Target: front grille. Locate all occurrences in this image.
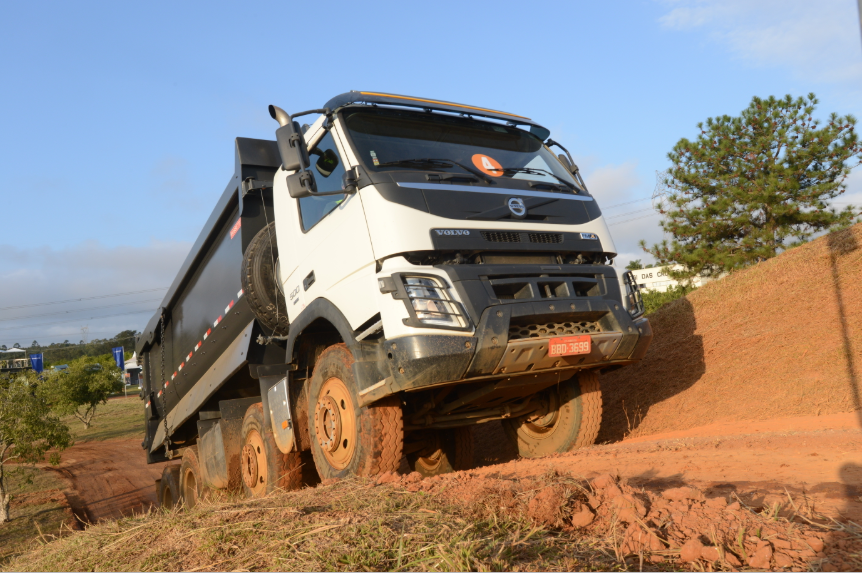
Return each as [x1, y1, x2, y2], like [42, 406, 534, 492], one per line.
[528, 232, 563, 244]
[508, 321, 602, 340]
[482, 231, 521, 243]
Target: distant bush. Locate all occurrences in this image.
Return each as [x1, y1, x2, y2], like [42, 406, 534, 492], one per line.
[642, 284, 696, 315]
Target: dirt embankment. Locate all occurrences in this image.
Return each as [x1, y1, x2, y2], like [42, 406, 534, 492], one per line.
[599, 223, 862, 442]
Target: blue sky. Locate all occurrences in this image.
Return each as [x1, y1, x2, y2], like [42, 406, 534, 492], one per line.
[1, 0, 860, 348]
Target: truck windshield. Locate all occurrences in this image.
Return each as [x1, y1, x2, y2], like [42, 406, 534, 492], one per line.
[341, 107, 581, 191]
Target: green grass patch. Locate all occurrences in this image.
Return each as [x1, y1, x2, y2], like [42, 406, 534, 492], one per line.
[0, 469, 73, 566]
[61, 396, 143, 443]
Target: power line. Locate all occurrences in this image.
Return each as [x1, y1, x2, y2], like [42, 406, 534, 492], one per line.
[602, 197, 652, 210]
[0, 287, 167, 312]
[34, 335, 139, 355]
[608, 212, 662, 226]
[2, 329, 138, 343]
[0, 298, 162, 323]
[0, 309, 156, 333]
[606, 207, 656, 220]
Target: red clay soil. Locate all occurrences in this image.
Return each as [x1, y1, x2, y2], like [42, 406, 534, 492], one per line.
[378, 461, 860, 571]
[473, 412, 862, 521]
[46, 438, 169, 524]
[598, 224, 862, 442]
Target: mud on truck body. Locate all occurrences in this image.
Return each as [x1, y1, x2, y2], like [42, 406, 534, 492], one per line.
[137, 91, 652, 506]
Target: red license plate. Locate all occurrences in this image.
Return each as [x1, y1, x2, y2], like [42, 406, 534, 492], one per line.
[548, 335, 592, 357]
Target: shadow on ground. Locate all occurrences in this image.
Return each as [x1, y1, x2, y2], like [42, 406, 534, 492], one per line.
[597, 297, 705, 443]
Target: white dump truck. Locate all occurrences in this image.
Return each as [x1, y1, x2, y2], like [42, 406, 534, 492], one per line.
[136, 91, 651, 506]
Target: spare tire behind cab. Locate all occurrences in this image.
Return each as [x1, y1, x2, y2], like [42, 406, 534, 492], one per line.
[241, 221, 290, 335]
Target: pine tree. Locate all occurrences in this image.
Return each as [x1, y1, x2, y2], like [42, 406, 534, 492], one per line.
[642, 93, 861, 279]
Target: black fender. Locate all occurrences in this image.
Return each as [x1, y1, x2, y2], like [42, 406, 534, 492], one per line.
[259, 298, 386, 428]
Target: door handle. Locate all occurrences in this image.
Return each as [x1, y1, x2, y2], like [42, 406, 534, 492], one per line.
[303, 270, 316, 291]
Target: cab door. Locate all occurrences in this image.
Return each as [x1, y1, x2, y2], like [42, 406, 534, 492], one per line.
[275, 125, 378, 329]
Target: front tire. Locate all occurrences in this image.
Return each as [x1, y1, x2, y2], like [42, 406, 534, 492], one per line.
[240, 403, 303, 498]
[307, 344, 403, 480]
[502, 370, 602, 458]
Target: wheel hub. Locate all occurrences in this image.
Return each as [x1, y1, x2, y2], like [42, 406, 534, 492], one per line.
[240, 429, 267, 495]
[313, 377, 357, 470]
[522, 391, 561, 439]
[241, 443, 259, 489]
[315, 395, 342, 453]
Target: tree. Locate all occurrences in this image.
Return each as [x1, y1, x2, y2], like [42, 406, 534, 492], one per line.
[42, 355, 123, 430]
[626, 259, 645, 270]
[12, 343, 20, 349]
[31, 341, 39, 348]
[0, 375, 72, 522]
[643, 93, 861, 279]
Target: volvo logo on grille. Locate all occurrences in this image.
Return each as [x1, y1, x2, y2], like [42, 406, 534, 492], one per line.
[434, 229, 471, 236]
[508, 197, 527, 218]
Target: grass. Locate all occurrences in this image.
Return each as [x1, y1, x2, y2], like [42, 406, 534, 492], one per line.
[61, 395, 144, 443]
[0, 468, 74, 566]
[2, 478, 631, 572]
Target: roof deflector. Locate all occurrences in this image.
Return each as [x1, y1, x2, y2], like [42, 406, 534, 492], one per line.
[324, 91, 551, 141]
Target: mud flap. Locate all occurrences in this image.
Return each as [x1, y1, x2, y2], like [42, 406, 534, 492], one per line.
[267, 377, 295, 454]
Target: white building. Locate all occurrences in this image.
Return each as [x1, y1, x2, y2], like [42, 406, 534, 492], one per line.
[631, 265, 716, 293]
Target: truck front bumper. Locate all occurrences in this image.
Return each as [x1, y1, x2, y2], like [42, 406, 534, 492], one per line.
[359, 294, 652, 405]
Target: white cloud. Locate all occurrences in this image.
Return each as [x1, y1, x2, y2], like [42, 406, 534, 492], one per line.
[583, 160, 642, 205]
[0, 240, 191, 346]
[657, 0, 862, 90]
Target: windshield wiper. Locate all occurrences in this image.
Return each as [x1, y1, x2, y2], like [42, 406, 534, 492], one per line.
[375, 158, 493, 184]
[493, 167, 579, 193]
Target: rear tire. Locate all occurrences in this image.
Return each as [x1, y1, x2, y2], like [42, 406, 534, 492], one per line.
[240, 403, 303, 498]
[502, 370, 602, 458]
[179, 446, 207, 509]
[158, 465, 182, 509]
[406, 427, 474, 477]
[307, 344, 403, 480]
[242, 222, 290, 335]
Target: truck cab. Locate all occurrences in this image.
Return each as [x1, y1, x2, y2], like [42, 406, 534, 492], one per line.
[270, 92, 651, 478]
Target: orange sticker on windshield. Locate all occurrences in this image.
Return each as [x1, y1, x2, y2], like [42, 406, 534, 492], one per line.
[471, 154, 503, 177]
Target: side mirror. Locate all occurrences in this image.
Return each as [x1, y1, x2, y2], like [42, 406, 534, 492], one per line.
[275, 120, 310, 172]
[286, 170, 317, 198]
[558, 153, 576, 173]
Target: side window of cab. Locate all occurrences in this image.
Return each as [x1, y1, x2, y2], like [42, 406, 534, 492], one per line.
[299, 131, 346, 231]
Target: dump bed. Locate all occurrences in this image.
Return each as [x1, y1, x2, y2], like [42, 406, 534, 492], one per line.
[136, 138, 284, 463]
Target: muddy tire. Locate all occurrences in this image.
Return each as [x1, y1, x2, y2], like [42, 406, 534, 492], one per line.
[179, 446, 208, 509]
[240, 403, 303, 498]
[502, 370, 602, 458]
[307, 344, 403, 480]
[241, 221, 289, 335]
[406, 427, 474, 477]
[158, 465, 182, 509]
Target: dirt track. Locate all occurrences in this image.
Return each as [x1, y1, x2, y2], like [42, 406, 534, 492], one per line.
[48, 438, 168, 523]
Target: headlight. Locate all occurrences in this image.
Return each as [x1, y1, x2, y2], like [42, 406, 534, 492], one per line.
[403, 276, 466, 328]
